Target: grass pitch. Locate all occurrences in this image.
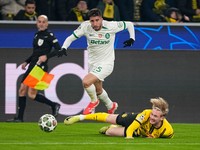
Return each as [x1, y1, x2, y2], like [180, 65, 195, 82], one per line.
[0, 122, 199, 150]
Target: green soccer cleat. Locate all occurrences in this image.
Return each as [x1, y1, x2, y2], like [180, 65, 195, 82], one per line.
[64, 115, 80, 125]
[99, 124, 120, 134]
[99, 126, 110, 134]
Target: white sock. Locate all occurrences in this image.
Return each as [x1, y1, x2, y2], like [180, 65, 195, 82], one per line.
[98, 89, 113, 109]
[79, 114, 85, 121]
[85, 84, 98, 102]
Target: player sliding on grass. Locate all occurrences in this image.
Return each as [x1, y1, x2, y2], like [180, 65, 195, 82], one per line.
[64, 97, 174, 139]
[57, 8, 135, 115]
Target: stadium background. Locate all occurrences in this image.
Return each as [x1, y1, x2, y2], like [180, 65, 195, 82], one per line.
[0, 22, 200, 123]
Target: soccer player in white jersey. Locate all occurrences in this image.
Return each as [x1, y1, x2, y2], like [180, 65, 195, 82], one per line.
[58, 8, 135, 115]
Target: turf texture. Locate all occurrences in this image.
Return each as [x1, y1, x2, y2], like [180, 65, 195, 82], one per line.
[0, 122, 199, 150]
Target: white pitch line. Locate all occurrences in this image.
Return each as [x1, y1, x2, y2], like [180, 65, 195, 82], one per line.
[0, 142, 200, 145]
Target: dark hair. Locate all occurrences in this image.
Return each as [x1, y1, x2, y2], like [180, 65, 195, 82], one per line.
[25, 0, 36, 5]
[88, 8, 102, 18]
[165, 7, 181, 18]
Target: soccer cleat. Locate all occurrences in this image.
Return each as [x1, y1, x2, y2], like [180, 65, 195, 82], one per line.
[99, 126, 110, 134]
[99, 125, 119, 134]
[83, 100, 100, 115]
[6, 117, 23, 123]
[108, 102, 118, 114]
[52, 103, 61, 117]
[64, 116, 80, 125]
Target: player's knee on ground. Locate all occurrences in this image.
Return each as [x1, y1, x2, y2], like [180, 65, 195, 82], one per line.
[105, 125, 125, 137]
[105, 127, 116, 136]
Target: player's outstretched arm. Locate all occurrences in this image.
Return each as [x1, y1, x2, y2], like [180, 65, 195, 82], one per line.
[58, 34, 77, 57]
[123, 21, 135, 47]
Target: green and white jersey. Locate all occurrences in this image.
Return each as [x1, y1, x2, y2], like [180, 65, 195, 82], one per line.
[73, 20, 129, 65]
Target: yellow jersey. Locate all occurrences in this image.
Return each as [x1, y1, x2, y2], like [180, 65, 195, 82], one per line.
[126, 109, 174, 138]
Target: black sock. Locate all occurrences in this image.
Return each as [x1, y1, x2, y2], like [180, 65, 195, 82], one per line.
[34, 93, 55, 107]
[17, 96, 26, 120]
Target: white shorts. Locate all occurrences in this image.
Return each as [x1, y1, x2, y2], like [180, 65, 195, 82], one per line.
[89, 63, 114, 81]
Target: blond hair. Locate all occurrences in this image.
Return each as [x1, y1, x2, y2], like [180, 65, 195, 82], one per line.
[150, 97, 169, 116]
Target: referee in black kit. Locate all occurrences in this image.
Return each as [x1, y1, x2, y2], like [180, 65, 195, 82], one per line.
[7, 15, 63, 122]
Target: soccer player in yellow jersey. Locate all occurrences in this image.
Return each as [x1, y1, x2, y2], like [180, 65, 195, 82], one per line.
[64, 97, 174, 139]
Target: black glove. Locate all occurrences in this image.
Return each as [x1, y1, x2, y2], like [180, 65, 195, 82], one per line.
[123, 38, 134, 47]
[57, 48, 67, 57]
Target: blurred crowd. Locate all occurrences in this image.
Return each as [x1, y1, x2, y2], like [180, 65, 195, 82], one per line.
[0, 0, 200, 23]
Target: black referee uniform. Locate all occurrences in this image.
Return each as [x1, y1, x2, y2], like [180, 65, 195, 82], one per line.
[22, 29, 60, 82]
[7, 29, 61, 122]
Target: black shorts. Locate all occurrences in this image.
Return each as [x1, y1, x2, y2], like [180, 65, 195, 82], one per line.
[116, 112, 138, 137]
[21, 61, 48, 83]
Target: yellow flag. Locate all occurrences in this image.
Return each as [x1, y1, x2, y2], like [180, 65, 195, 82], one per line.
[23, 65, 54, 90]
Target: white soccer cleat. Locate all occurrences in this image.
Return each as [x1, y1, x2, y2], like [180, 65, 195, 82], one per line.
[64, 116, 80, 125]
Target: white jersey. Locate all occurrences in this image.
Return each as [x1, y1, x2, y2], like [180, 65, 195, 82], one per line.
[73, 20, 131, 65]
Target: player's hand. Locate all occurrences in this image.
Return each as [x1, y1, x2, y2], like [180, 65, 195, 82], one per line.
[146, 133, 153, 138]
[38, 55, 47, 64]
[57, 48, 67, 57]
[123, 38, 134, 47]
[21, 62, 27, 70]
